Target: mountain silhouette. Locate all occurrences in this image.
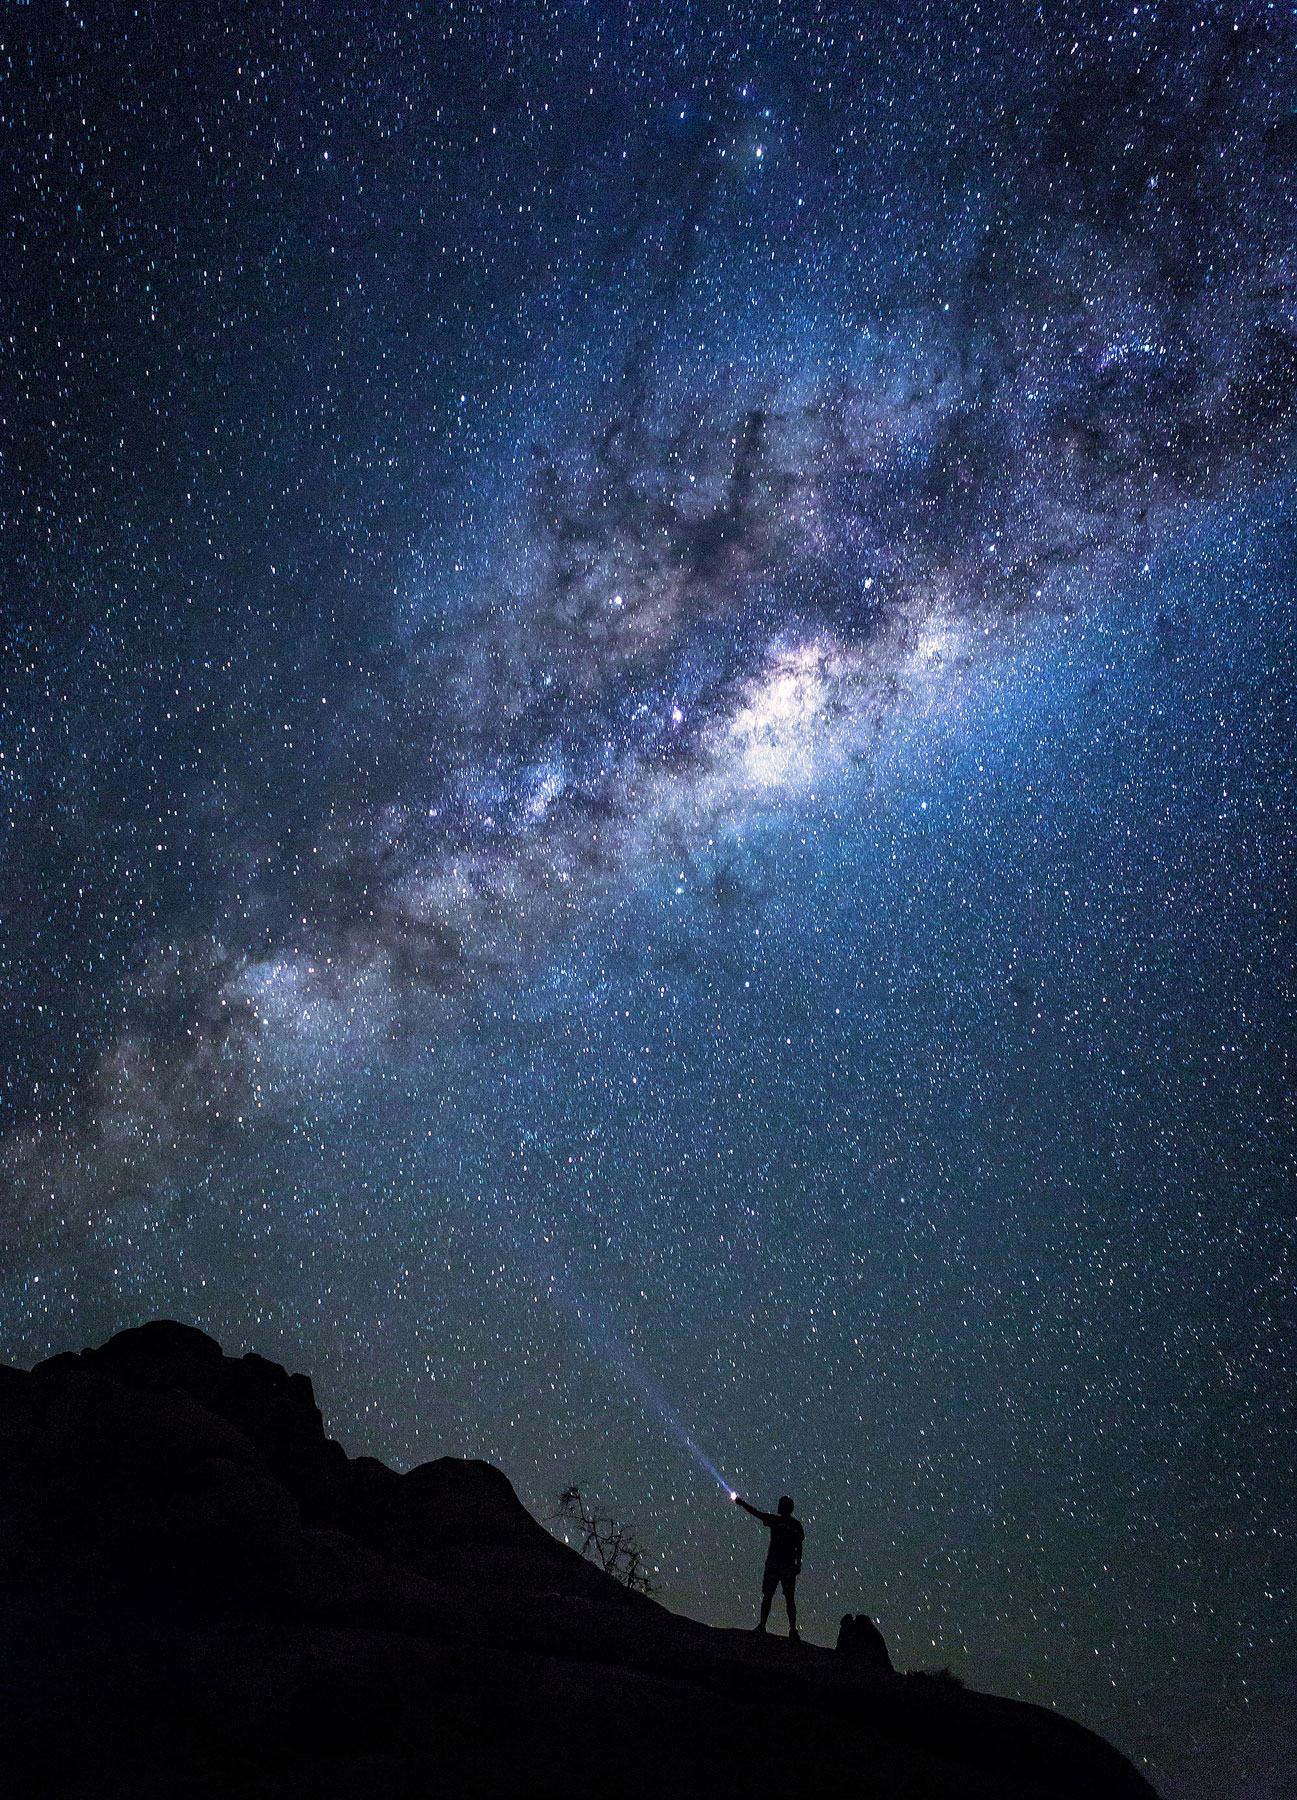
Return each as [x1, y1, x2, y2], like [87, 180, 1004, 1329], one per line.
[0, 1321, 1159, 1798]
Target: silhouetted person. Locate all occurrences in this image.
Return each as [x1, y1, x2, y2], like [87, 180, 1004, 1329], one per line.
[734, 1493, 803, 1639]
[836, 1612, 893, 1672]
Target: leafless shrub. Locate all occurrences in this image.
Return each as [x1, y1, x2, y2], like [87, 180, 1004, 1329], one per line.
[554, 1485, 658, 1595]
[905, 1666, 966, 1688]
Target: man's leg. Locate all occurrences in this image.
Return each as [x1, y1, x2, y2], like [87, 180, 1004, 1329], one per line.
[757, 1567, 777, 1630]
[783, 1572, 799, 1640]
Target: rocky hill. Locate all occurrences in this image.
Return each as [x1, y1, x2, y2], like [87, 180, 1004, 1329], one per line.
[0, 1321, 1158, 1799]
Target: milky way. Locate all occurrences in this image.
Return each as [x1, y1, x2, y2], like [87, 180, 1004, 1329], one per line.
[3, 7, 1295, 1797]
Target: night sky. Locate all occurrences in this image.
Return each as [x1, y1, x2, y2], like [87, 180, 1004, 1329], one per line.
[3, 4, 1295, 1796]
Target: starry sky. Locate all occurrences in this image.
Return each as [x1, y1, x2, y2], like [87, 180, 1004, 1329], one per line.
[2, 3, 1295, 1795]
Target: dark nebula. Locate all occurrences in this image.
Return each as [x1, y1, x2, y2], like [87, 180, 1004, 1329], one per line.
[2, 7, 1294, 1798]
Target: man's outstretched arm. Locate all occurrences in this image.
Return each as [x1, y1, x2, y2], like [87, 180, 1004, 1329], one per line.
[734, 1497, 777, 1525]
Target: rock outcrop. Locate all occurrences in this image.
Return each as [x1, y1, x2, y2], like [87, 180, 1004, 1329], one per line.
[0, 1322, 1159, 1799]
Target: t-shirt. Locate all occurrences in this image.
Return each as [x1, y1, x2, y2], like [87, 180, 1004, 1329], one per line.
[756, 1510, 804, 1571]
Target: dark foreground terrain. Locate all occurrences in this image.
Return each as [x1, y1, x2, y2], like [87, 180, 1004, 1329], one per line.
[0, 1322, 1158, 1799]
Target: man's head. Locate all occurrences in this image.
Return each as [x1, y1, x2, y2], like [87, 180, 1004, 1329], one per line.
[778, 1495, 795, 1516]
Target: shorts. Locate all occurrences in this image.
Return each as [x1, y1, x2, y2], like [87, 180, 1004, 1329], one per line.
[762, 1564, 798, 1602]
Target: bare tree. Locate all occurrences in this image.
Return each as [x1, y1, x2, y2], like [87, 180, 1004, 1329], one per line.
[554, 1486, 658, 1595]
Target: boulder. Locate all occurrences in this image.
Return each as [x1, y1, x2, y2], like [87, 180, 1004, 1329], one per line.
[361, 1456, 641, 1602]
[34, 1320, 350, 1524]
[837, 1611, 895, 1672]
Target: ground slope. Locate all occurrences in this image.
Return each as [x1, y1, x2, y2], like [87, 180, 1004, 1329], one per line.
[0, 1322, 1159, 1799]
